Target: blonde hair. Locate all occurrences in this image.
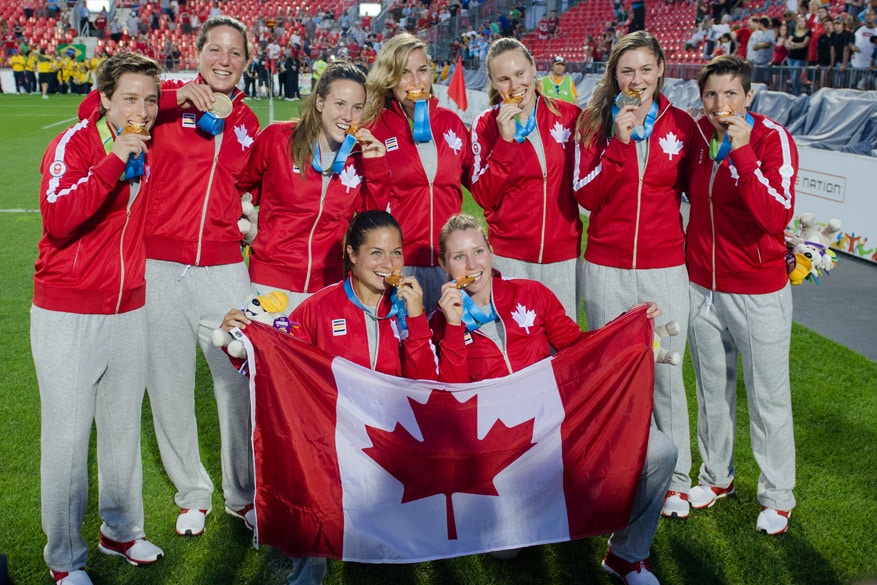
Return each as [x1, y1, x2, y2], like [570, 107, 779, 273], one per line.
[484, 37, 559, 116]
[438, 214, 490, 264]
[290, 60, 366, 179]
[362, 33, 430, 124]
[576, 31, 666, 147]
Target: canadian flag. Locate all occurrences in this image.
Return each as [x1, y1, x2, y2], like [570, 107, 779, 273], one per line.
[240, 309, 654, 563]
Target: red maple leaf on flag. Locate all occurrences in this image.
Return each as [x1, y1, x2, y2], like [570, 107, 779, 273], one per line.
[362, 390, 536, 540]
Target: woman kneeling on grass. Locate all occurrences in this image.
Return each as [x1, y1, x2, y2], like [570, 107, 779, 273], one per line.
[222, 210, 438, 585]
[429, 214, 676, 585]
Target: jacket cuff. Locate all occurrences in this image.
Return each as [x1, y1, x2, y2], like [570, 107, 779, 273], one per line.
[93, 152, 127, 185]
[729, 143, 759, 174]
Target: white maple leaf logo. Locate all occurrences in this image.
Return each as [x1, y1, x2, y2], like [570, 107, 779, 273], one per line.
[339, 164, 362, 193]
[550, 122, 571, 148]
[234, 124, 254, 150]
[444, 129, 463, 155]
[659, 132, 683, 160]
[510, 303, 536, 334]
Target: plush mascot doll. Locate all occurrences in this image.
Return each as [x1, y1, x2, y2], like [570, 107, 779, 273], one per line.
[785, 213, 842, 285]
[212, 290, 290, 358]
[654, 321, 682, 365]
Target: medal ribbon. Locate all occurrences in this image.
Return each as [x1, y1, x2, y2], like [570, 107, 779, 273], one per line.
[197, 88, 237, 136]
[611, 99, 658, 141]
[98, 119, 143, 181]
[312, 134, 356, 175]
[413, 99, 432, 143]
[343, 276, 408, 332]
[514, 105, 537, 143]
[460, 291, 498, 332]
[709, 112, 755, 161]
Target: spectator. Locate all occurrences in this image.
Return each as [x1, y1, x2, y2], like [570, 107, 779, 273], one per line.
[547, 9, 560, 36]
[735, 17, 756, 57]
[829, 16, 851, 86]
[785, 12, 811, 94]
[629, 0, 646, 32]
[848, 7, 877, 89]
[540, 55, 578, 104]
[686, 55, 798, 537]
[94, 8, 108, 38]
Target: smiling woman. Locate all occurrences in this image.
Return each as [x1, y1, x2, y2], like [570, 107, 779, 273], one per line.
[141, 14, 265, 541]
[572, 31, 699, 523]
[469, 37, 583, 321]
[235, 60, 391, 313]
[220, 209, 438, 585]
[31, 52, 164, 585]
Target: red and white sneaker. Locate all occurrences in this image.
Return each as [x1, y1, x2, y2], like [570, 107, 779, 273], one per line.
[661, 491, 690, 519]
[225, 504, 256, 531]
[50, 569, 93, 585]
[602, 549, 660, 585]
[176, 508, 209, 536]
[689, 482, 735, 509]
[756, 507, 791, 535]
[97, 534, 164, 566]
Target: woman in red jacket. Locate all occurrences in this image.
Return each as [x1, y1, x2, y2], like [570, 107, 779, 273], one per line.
[430, 214, 674, 585]
[362, 32, 473, 313]
[469, 38, 583, 321]
[238, 60, 390, 312]
[33, 52, 164, 585]
[223, 210, 437, 585]
[573, 31, 698, 521]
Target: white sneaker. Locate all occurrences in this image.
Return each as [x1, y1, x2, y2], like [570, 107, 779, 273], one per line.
[98, 535, 164, 566]
[225, 504, 256, 530]
[602, 550, 660, 585]
[756, 507, 791, 535]
[689, 482, 735, 509]
[661, 491, 690, 519]
[176, 508, 209, 536]
[50, 569, 93, 585]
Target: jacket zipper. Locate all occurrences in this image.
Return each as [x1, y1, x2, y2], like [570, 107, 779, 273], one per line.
[116, 203, 134, 313]
[538, 171, 547, 263]
[195, 132, 224, 265]
[304, 186, 328, 291]
[429, 182, 435, 265]
[708, 162, 721, 291]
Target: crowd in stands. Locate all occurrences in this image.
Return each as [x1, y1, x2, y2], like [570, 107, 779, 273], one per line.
[681, 0, 877, 92]
[2, 0, 875, 96]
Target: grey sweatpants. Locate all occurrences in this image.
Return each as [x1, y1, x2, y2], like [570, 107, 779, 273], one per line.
[32, 306, 148, 572]
[583, 262, 692, 494]
[608, 426, 676, 561]
[493, 255, 581, 322]
[688, 283, 796, 511]
[145, 260, 254, 511]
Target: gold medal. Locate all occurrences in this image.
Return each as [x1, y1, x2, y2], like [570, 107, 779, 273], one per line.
[615, 89, 642, 108]
[211, 93, 233, 119]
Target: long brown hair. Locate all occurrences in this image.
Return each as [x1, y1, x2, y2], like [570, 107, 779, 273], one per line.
[485, 37, 559, 116]
[289, 60, 366, 179]
[576, 31, 666, 147]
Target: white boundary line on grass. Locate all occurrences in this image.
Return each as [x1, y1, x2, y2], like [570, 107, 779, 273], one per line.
[42, 117, 77, 130]
[0, 209, 40, 213]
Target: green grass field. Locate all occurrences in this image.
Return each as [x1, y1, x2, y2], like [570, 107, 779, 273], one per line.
[1, 93, 875, 585]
